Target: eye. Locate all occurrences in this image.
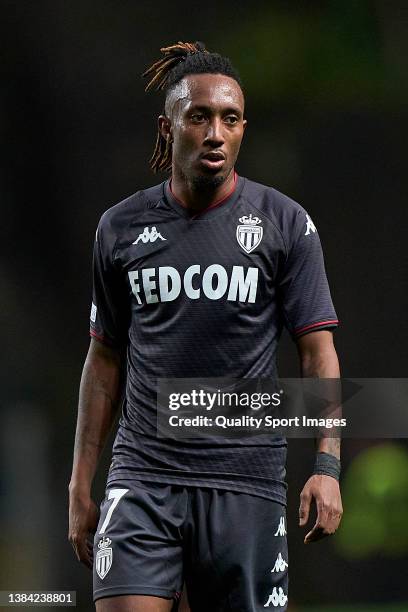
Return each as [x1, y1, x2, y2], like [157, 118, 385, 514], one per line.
[190, 113, 206, 123]
[224, 115, 239, 125]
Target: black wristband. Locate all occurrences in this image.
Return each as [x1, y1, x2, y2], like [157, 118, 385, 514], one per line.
[313, 452, 341, 481]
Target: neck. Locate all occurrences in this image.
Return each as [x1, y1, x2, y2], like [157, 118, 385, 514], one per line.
[170, 168, 236, 211]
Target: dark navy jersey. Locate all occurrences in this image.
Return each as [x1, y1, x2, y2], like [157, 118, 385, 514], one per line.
[89, 175, 338, 503]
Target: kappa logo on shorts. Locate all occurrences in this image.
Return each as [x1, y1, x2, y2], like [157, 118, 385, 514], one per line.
[96, 536, 113, 580]
[264, 587, 288, 608]
[271, 552, 288, 573]
[274, 516, 286, 537]
[236, 214, 263, 253]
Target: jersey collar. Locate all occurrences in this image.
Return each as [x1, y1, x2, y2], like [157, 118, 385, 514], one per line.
[164, 172, 244, 220]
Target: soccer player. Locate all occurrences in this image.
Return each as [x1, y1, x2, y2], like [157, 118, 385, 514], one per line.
[68, 41, 343, 611]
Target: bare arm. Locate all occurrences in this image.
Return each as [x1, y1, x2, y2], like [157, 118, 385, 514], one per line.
[68, 337, 125, 567]
[296, 330, 343, 543]
[297, 329, 341, 458]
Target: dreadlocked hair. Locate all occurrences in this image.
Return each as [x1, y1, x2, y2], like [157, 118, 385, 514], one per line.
[143, 41, 243, 172]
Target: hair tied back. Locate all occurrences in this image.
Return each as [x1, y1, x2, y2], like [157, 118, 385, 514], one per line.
[143, 41, 208, 92]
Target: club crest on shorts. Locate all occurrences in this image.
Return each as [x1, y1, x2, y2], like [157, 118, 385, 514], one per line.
[96, 536, 112, 580]
[236, 214, 263, 253]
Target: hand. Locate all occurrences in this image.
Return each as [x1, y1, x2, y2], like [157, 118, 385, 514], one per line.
[68, 491, 100, 569]
[299, 474, 343, 544]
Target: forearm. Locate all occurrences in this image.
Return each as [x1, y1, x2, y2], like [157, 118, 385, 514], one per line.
[69, 339, 124, 494]
[299, 332, 341, 459]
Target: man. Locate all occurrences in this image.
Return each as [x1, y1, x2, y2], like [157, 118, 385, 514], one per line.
[69, 41, 343, 611]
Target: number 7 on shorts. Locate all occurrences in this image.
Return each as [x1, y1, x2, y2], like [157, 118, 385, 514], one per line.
[99, 488, 129, 535]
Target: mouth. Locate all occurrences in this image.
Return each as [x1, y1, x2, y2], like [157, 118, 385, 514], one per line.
[199, 151, 226, 171]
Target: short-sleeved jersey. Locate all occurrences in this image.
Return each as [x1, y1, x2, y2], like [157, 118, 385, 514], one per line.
[90, 175, 338, 504]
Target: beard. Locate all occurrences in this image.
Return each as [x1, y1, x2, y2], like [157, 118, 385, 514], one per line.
[190, 173, 226, 191]
[180, 161, 234, 193]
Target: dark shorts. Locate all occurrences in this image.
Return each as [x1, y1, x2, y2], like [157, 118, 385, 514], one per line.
[93, 480, 289, 611]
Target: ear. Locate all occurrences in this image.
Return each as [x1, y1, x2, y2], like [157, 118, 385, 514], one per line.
[158, 115, 172, 142]
[242, 118, 248, 132]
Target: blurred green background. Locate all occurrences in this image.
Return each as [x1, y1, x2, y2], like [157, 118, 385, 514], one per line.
[2, 0, 408, 610]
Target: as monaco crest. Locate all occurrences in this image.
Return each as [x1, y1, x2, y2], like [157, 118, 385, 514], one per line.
[96, 537, 112, 580]
[236, 214, 263, 253]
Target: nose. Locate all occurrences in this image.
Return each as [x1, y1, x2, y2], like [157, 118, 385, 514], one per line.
[204, 117, 224, 147]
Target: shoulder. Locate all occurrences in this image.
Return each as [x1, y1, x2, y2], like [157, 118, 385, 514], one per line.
[241, 177, 307, 221]
[240, 177, 310, 246]
[96, 182, 165, 246]
[98, 183, 164, 231]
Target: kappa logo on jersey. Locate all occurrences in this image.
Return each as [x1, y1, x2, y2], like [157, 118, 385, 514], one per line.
[90, 302, 97, 323]
[236, 214, 263, 253]
[95, 537, 112, 580]
[274, 516, 286, 537]
[133, 226, 167, 244]
[264, 587, 288, 608]
[304, 213, 317, 236]
[128, 264, 259, 304]
[271, 552, 288, 573]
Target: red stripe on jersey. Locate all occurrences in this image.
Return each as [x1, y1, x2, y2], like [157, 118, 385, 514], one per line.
[294, 319, 339, 335]
[90, 329, 105, 342]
